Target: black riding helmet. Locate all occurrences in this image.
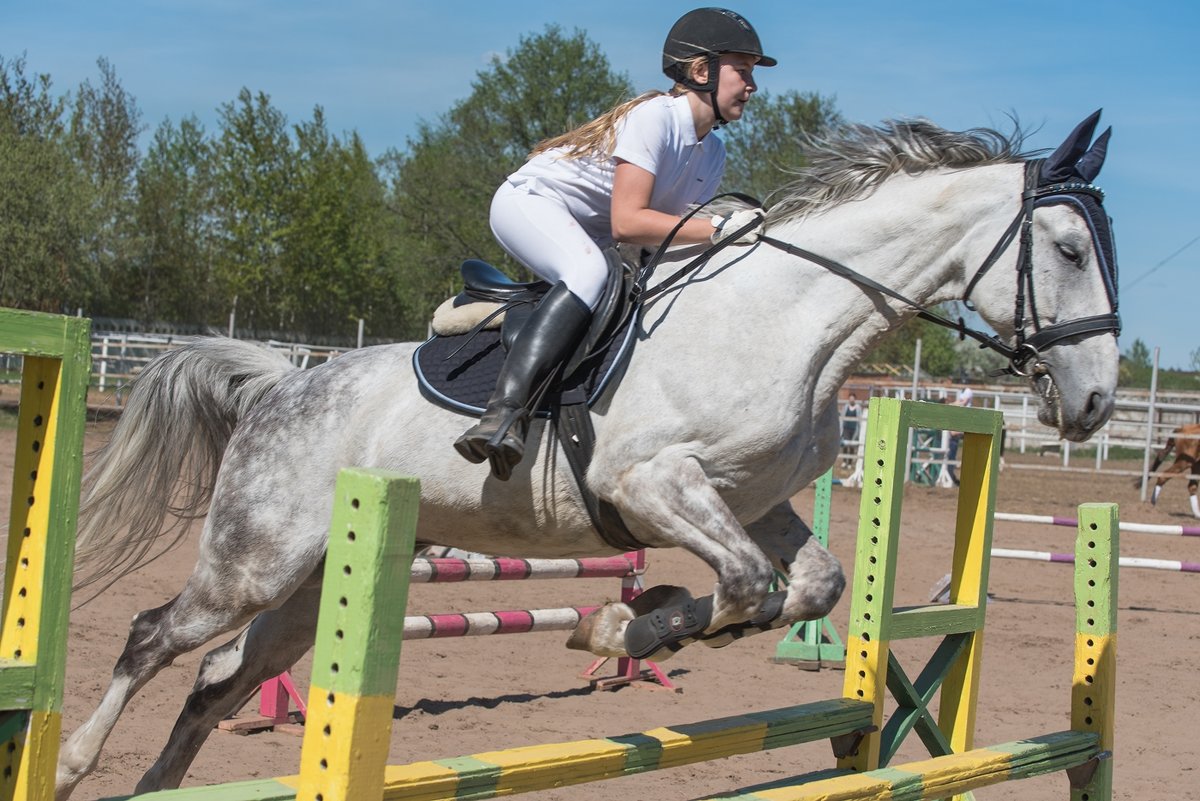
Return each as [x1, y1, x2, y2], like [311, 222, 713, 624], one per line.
[662, 8, 776, 126]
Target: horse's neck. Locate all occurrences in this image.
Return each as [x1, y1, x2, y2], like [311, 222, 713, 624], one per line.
[761, 165, 1019, 409]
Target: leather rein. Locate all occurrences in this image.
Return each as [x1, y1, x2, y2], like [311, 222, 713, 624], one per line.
[638, 161, 1120, 377]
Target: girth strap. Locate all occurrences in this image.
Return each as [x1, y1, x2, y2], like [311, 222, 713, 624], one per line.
[554, 400, 648, 552]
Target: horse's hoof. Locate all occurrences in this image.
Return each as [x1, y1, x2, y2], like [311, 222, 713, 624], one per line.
[567, 602, 634, 656]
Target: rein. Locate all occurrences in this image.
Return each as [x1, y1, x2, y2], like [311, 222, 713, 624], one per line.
[755, 234, 1023, 365]
[638, 162, 1120, 377]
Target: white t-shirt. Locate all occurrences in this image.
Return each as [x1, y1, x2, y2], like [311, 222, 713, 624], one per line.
[506, 94, 726, 244]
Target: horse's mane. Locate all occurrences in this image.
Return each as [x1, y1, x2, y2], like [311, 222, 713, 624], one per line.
[767, 118, 1033, 223]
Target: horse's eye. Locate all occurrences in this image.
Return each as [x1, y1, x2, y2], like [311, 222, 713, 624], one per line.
[1056, 243, 1081, 264]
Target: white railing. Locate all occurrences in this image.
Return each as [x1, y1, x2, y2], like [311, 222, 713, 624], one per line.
[835, 384, 1200, 491]
[85, 333, 349, 402]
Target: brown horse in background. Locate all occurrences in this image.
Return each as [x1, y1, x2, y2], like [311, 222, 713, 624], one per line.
[1138, 423, 1200, 518]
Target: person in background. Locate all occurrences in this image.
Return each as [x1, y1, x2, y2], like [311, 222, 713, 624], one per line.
[946, 388, 974, 485]
[841, 392, 861, 454]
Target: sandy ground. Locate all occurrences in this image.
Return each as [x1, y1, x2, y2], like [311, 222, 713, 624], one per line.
[2, 420, 1197, 801]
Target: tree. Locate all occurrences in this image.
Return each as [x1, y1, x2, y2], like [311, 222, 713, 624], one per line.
[282, 114, 404, 337]
[1124, 338, 1151, 369]
[860, 312, 963, 378]
[212, 89, 294, 334]
[387, 26, 634, 335]
[720, 90, 842, 202]
[0, 54, 92, 313]
[132, 115, 219, 323]
[69, 58, 144, 316]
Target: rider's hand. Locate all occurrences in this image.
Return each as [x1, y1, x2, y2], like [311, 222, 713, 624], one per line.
[710, 208, 766, 245]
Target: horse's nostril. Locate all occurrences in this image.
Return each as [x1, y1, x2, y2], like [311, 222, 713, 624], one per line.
[1085, 390, 1114, 428]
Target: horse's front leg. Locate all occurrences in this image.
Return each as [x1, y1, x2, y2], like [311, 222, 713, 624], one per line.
[568, 452, 775, 660]
[699, 501, 845, 650]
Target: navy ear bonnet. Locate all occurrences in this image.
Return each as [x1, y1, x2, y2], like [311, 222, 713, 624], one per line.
[1035, 110, 1118, 315]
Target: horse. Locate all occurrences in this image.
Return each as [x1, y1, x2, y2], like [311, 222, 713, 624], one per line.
[55, 111, 1120, 799]
[1136, 423, 1200, 517]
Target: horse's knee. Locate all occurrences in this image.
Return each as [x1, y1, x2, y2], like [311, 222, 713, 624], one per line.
[112, 603, 175, 677]
[713, 555, 776, 620]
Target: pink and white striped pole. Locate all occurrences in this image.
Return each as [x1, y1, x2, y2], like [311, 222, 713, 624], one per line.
[992, 547, 1200, 574]
[996, 512, 1200, 538]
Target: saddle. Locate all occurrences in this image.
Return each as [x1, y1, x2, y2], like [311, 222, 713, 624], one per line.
[413, 248, 644, 550]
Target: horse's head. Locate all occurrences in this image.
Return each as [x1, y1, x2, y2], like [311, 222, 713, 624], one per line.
[966, 111, 1120, 442]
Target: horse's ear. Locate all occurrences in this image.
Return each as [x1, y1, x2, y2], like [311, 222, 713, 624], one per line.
[1074, 126, 1111, 183]
[1040, 109, 1103, 184]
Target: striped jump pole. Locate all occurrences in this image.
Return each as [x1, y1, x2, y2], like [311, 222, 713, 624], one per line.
[409, 555, 636, 582]
[996, 511, 1200, 538]
[992, 548, 1199, 574]
[0, 309, 91, 801]
[402, 606, 598, 639]
[297, 469, 419, 801]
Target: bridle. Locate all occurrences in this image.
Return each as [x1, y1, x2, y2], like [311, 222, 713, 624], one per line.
[955, 159, 1120, 375]
[639, 159, 1120, 378]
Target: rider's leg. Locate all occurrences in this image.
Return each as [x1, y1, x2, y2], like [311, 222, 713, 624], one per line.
[455, 282, 591, 479]
[454, 182, 605, 480]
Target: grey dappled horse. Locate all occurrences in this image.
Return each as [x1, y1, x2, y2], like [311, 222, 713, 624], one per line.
[57, 112, 1120, 798]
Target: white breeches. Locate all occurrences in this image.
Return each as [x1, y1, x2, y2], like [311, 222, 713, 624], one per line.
[489, 182, 608, 308]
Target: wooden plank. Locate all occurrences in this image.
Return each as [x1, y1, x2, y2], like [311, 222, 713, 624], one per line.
[0, 309, 87, 358]
[697, 730, 1100, 800]
[0, 665, 36, 709]
[112, 700, 876, 801]
[840, 397, 907, 771]
[886, 605, 983, 641]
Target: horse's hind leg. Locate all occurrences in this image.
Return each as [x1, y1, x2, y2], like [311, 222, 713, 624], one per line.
[134, 578, 322, 793]
[55, 582, 268, 800]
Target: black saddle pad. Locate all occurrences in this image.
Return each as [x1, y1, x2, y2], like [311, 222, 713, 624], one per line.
[412, 318, 636, 418]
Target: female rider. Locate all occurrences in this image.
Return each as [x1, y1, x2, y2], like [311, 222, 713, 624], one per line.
[455, 7, 776, 480]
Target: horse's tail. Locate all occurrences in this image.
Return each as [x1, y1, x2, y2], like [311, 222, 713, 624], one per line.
[73, 338, 299, 596]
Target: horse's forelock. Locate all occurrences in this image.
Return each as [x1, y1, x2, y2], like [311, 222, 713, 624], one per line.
[767, 119, 1033, 224]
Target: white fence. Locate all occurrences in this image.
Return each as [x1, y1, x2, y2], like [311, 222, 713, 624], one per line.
[837, 382, 1200, 493]
[83, 333, 348, 401]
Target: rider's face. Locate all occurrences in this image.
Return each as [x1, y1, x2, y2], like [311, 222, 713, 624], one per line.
[714, 53, 758, 122]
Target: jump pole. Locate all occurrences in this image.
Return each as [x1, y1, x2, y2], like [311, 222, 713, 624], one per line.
[991, 548, 1199, 574]
[996, 511, 1200, 538]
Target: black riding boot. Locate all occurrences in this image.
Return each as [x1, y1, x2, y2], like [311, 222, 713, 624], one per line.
[454, 282, 592, 480]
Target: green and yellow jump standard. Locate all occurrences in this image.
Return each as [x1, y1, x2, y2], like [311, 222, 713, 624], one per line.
[0, 309, 91, 801]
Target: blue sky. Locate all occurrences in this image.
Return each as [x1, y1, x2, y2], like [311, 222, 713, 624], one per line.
[4, 1, 1197, 368]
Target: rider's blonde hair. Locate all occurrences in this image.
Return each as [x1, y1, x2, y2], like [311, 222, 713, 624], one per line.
[528, 56, 707, 160]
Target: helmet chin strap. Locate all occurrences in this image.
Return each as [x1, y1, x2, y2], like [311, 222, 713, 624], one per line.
[696, 54, 727, 129]
[708, 91, 727, 129]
